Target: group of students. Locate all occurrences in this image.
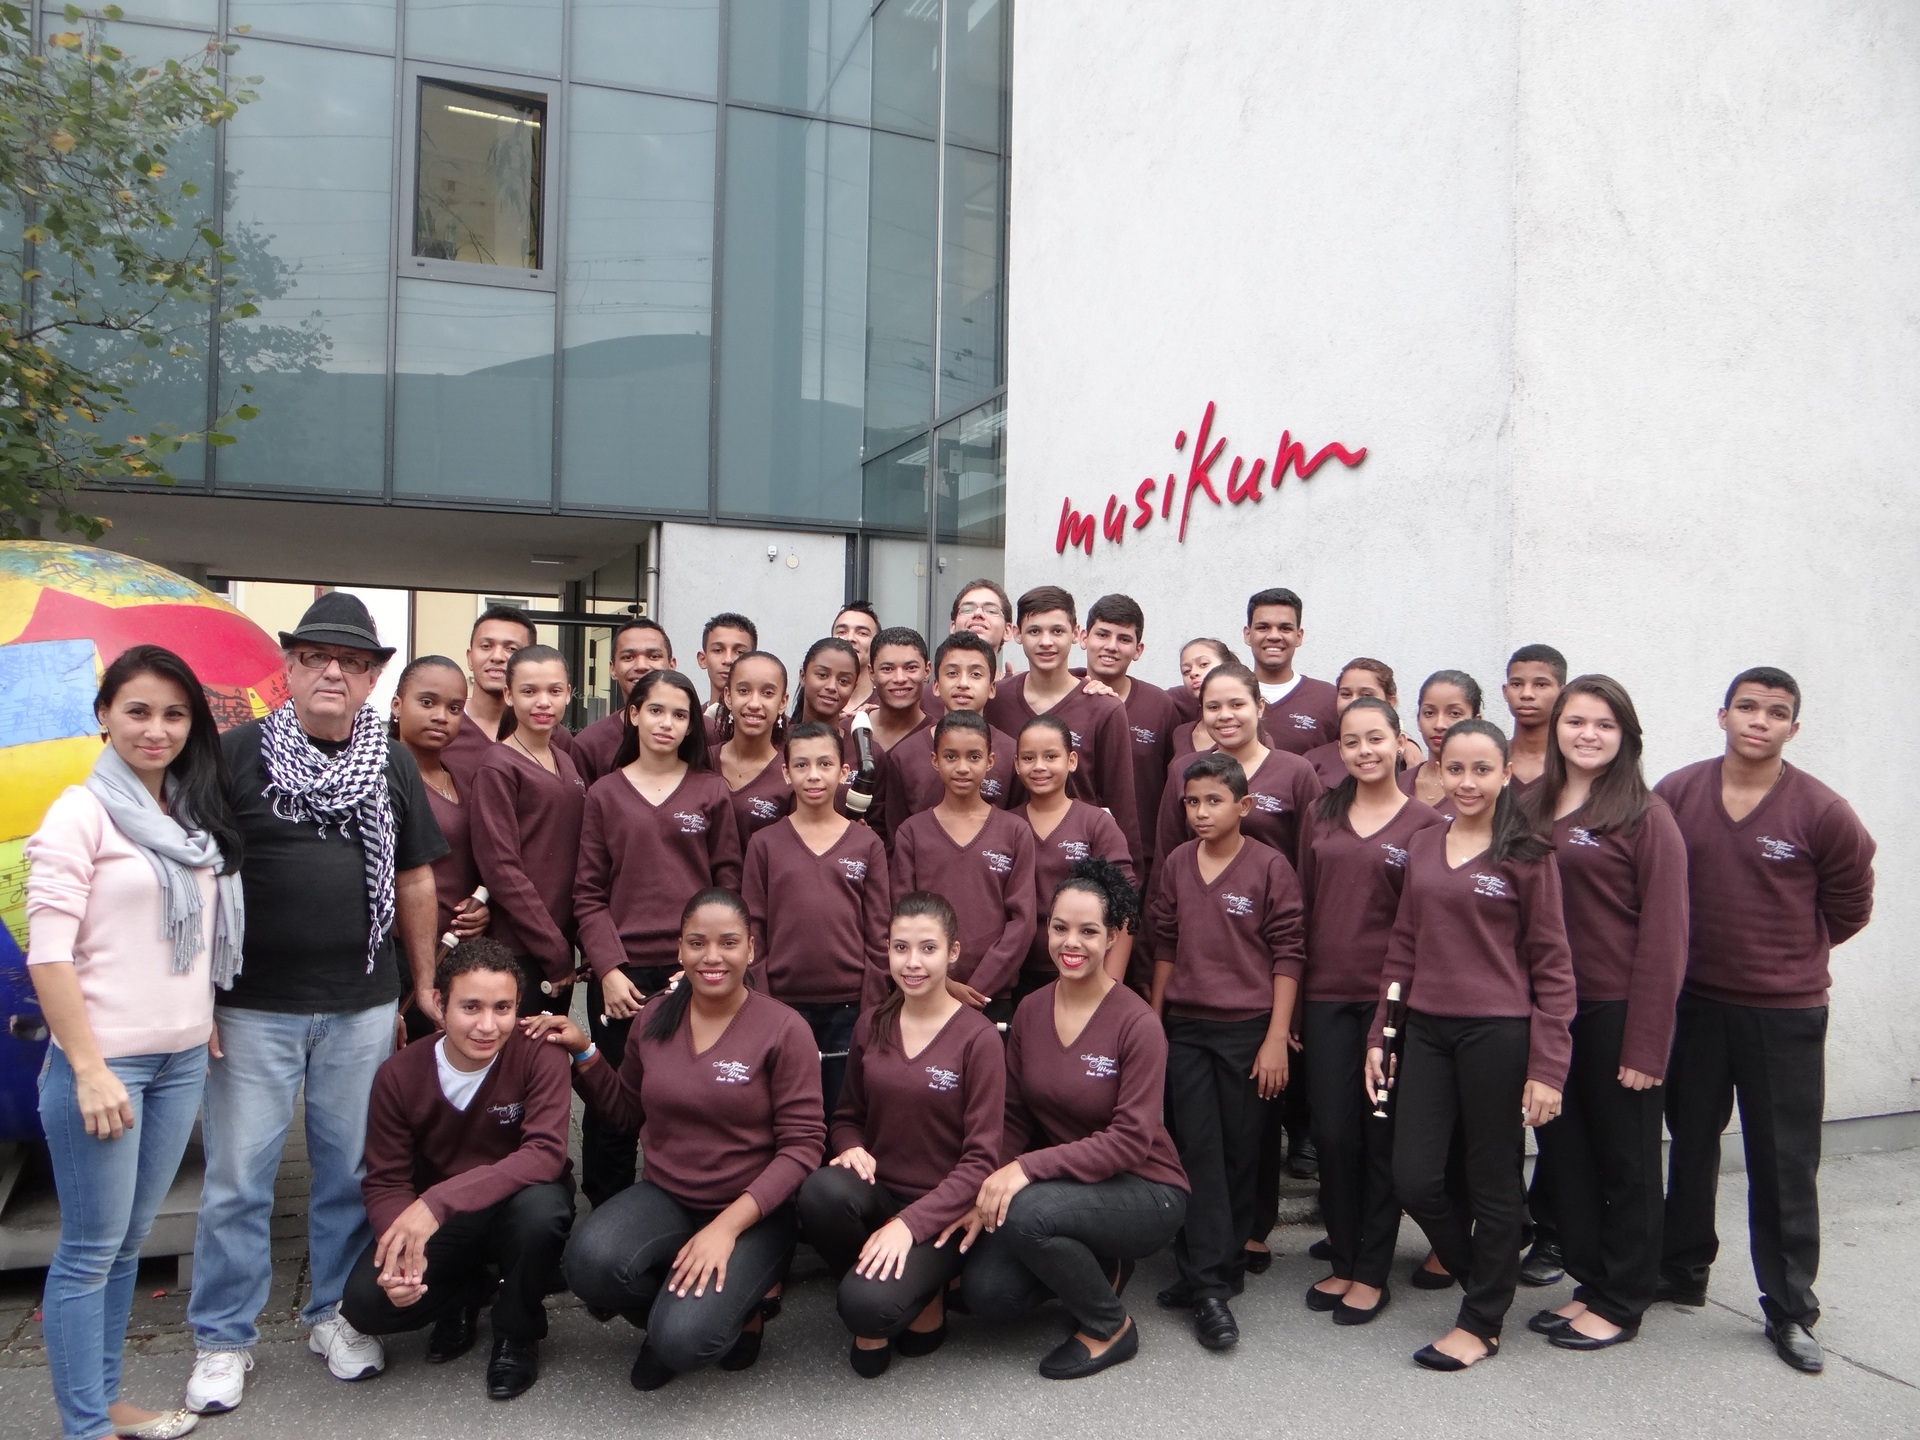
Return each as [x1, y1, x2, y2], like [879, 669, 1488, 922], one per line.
[23, 579, 1876, 1440]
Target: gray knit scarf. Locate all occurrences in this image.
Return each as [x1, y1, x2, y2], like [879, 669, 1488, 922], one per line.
[259, 702, 395, 974]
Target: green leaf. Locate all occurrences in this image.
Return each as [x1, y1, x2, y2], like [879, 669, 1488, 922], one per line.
[206, 431, 236, 446]
[234, 403, 259, 420]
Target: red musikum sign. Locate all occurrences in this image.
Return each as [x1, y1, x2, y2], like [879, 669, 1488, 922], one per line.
[1055, 401, 1367, 556]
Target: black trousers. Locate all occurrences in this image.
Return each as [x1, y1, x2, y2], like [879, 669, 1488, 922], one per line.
[512, 955, 570, 1018]
[1304, 1001, 1400, 1287]
[1392, 1012, 1531, 1341]
[789, 1000, 860, 1123]
[1662, 993, 1827, 1327]
[581, 965, 676, 1207]
[1164, 1014, 1269, 1299]
[341, 1180, 575, 1342]
[796, 1165, 965, 1339]
[1532, 1000, 1664, 1325]
[563, 1180, 797, 1374]
[1249, 1030, 1311, 1239]
[960, 1175, 1187, 1341]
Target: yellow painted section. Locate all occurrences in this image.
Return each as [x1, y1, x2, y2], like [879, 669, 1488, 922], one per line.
[0, 735, 100, 841]
[0, 837, 24, 949]
[0, 575, 37, 645]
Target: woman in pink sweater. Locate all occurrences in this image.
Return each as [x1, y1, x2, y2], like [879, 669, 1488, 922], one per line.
[27, 646, 243, 1440]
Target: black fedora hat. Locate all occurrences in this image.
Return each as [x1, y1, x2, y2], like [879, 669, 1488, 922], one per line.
[278, 591, 397, 662]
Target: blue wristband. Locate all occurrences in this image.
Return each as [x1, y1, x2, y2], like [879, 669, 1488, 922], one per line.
[570, 1043, 598, 1065]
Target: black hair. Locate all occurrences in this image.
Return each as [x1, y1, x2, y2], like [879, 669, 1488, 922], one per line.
[496, 644, 569, 740]
[1724, 666, 1801, 719]
[715, 650, 790, 749]
[1316, 696, 1404, 825]
[1200, 659, 1263, 710]
[792, 637, 860, 722]
[1526, 675, 1651, 838]
[1017, 713, 1075, 752]
[1337, 656, 1398, 703]
[433, 935, 523, 1002]
[613, 668, 709, 770]
[1183, 750, 1248, 800]
[1085, 593, 1145, 637]
[702, 612, 758, 650]
[613, 616, 671, 651]
[933, 708, 991, 749]
[782, 719, 842, 761]
[1016, 584, 1078, 628]
[1438, 719, 1551, 865]
[1507, 644, 1569, 685]
[1419, 669, 1485, 717]
[1246, 587, 1303, 625]
[1048, 856, 1141, 936]
[395, 654, 465, 697]
[472, 603, 538, 646]
[868, 891, 961, 1053]
[643, 888, 752, 1042]
[871, 625, 929, 665]
[1182, 636, 1240, 669]
[95, 645, 242, 870]
[934, 630, 998, 673]
[948, 578, 1012, 623]
[833, 599, 879, 629]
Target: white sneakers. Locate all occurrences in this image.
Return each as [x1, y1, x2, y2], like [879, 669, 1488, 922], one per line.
[184, 1350, 251, 1414]
[308, 1307, 386, 1382]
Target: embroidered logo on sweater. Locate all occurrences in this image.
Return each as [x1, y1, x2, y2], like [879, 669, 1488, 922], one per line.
[674, 810, 709, 835]
[1471, 872, 1512, 899]
[1081, 1053, 1118, 1079]
[488, 1101, 523, 1126]
[712, 1060, 753, 1084]
[1057, 839, 1091, 862]
[1252, 793, 1286, 814]
[837, 857, 869, 883]
[983, 849, 1014, 875]
[1288, 712, 1319, 731]
[1566, 827, 1602, 848]
[1756, 836, 1798, 862]
[981, 777, 1005, 800]
[925, 1066, 960, 1093]
[1131, 725, 1158, 746]
[1222, 892, 1255, 918]
[748, 796, 783, 821]
[1380, 842, 1409, 869]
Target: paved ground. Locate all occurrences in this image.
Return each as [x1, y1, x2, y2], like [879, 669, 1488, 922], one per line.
[2, 1145, 1915, 1438]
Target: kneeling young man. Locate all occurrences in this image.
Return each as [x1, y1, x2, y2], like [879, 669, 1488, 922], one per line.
[342, 939, 575, 1400]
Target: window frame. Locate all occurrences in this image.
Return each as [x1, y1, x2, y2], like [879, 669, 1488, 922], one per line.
[400, 63, 561, 292]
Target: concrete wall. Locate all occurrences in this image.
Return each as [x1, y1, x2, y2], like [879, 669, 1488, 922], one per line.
[1004, 1, 1920, 1121]
[655, 523, 848, 692]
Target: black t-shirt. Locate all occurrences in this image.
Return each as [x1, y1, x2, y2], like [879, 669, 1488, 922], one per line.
[221, 718, 448, 1015]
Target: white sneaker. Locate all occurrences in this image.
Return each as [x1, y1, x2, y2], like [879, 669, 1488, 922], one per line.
[184, 1349, 252, 1414]
[308, 1308, 386, 1381]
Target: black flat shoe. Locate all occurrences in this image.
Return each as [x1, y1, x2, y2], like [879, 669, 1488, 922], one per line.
[1518, 1240, 1565, 1287]
[1410, 1261, 1456, 1291]
[1332, 1287, 1390, 1327]
[1039, 1319, 1139, 1379]
[1287, 1135, 1319, 1179]
[1157, 1282, 1194, 1310]
[1527, 1308, 1574, 1336]
[849, 1341, 892, 1378]
[426, 1302, 483, 1364]
[758, 1295, 783, 1323]
[629, 1343, 675, 1392]
[1654, 1277, 1708, 1308]
[1241, 1247, 1273, 1275]
[1193, 1297, 1239, 1351]
[1765, 1320, 1824, 1374]
[894, 1321, 947, 1359]
[717, 1327, 762, 1372]
[485, 1336, 539, 1400]
[1308, 1238, 1333, 1262]
[1550, 1321, 1638, 1352]
[1305, 1280, 1345, 1313]
[1413, 1335, 1499, 1371]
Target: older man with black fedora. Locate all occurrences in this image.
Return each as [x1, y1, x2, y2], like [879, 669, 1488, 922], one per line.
[185, 593, 448, 1415]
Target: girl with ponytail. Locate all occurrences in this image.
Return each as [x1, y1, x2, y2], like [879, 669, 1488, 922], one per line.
[1403, 670, 1484, 813]
[715, 652, 794, 847]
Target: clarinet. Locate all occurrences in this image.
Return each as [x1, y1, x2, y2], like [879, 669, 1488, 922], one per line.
[843, 709, 880, 817]
[435, 884, 490, 963]
[1371, 981, 1408, 1121]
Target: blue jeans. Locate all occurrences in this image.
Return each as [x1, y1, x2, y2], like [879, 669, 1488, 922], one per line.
[39, 1044, 207, 1440]
[187, 1003, 394, 1349]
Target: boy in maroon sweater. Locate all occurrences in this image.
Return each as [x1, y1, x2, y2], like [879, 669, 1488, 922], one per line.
[573, 619, 674, 785]
[1148, 753, 1304, 1350]
[1081, 594, 1178, 896]
[1654, 668, 1876, 1375]
[342, 940, 574, 1401]
[1241, 588, 1339, 754]
[875, 632, 1020, 848]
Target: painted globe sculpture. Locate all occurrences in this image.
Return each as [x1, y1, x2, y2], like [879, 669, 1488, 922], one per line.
[0, 541, 287, 1143]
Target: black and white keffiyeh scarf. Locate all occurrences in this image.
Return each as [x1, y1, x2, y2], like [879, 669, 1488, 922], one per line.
[259, 702, 395, 973]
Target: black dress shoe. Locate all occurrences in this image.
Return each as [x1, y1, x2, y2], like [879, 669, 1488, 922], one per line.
[1305, 1280, 1344, 1312]
[894, 1321, 946, 1359]
[1518, 1240, 1565, 1287]
[1157, 1282, 1194, 1310]
[1241, 1247, 1273, 1275]
[486, 1336, 539, 1400]
[1287, 1135, 1319, 1179]
[1410, 1259, 1456, 1290]
[849, 1340, 892, 1378]
[1527, 1308, 1574, 1335]
[629, 1343, 675, 1392]
[1550, 1320, 1639, 1352]
[1765, 1320, 1824, 1374]
[1193, 1297, 1240, 1350]
[1332, 1287, 1390, 1327]
[717, 1326, 762, 1372]
[426, 1302, 482, 1364]
[1308, 1238, 1333, 1262]
[1654, 1277, 1708, 1307]
[1413, 1335, 1499, 1371]
[1040, 1319, 1140, 1379]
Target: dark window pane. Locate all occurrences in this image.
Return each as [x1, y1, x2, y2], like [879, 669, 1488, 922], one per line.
[414, 80, 546, 270]
[872, 0, 938, 136]
[862, 131, 936, 461]
[862, 431, 928, 534]
[938, 145, 1003, 416]
[944, 0, 1006, 151]
[727, 0, 871, 124]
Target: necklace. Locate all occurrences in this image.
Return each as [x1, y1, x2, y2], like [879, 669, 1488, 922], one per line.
[423, 769, 457, 803]
[509, 732, 556, 772]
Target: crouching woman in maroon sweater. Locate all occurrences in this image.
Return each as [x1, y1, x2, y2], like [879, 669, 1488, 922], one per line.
[342, 940, 575, 1401]
[941, 861, 1189, 1381]
[797, 892, 1004, 1378]
[1366, 719, 1576, 1372]
[524, 890, 824, 1391]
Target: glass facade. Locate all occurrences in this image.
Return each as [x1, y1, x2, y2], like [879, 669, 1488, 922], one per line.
[26, 0, 1008, 625]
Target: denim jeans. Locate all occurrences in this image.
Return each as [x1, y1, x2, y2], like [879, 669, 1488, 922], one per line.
[187, 1003, 395, 1349]
[39, 1044, 206, 1440]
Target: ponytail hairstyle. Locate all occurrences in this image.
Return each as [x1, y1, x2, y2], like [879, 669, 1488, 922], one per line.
[1018, 712, 1075, 751]
[613, 668, 708, 771]
[1199, 659, 1264, 711]
[1527, 674, 1651, 837]
[94, 645, 243, 871]
[1049, 855, 1141, 936]
[932, 708, 990, 749]
[642, 888, 751, 1042]
[869, 891, 960, 1053]
[496, 644, 569, 740]
[1316, 696, 1404, 826]
[782, 719, 842, 762]
[719, 650, 789, 748]
[1419, 668, 1485, 717]
[1438, 719, 1550, 865]
[1337, 657, 1398, 704]
[1182, 637, 1240, 671]
[388, 654, 465, 737]
[790, 636, 860, 722]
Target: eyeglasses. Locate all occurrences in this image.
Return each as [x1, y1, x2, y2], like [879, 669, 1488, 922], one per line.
[956, 601, 1005, 619]
[294, 648, 375, 676]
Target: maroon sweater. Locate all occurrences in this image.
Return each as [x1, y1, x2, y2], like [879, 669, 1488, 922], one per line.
[1372, 826, 1578, 1088]
[1261, 675, 1341, 754]
[1018, 800, 1135, 972]
[1148, 837, 1305, 1021]
[1154, 745, 1321, 868]
[574, 769, 743, 977]
[444, 716, 572, 790]
[1548, 800, 1690, 1077]
[829, 1006, 1005, 1242]
[1302, 741, 1351, 790]
[875, 718, 1020, 849]
[469, 745, 587, 983]
[574, 989, 825, 1213]
[362, 1028, 572, 1236]
[891, 807, 1037, 1000]
[985, 674, 1143, 876]
[570, 712, 624, 786]
[1002, 982, 1187, 1190]
[1168, 682, 1200, 725]
[1119, 682, 1178, 881]
[424, 783, 481, 937]
[724, 752, 794, 848]
[1298, 800, 1446, 1001]
[743, 818, 891, 1007]
[1653, 759, 1876, 1009]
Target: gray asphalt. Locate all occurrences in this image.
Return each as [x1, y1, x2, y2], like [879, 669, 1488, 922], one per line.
[4, 1149, 1916, 1440]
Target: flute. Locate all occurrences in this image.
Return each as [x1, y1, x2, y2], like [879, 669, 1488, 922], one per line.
[435, 885, 489, 961]
[1371, 981, 1407, 1120]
